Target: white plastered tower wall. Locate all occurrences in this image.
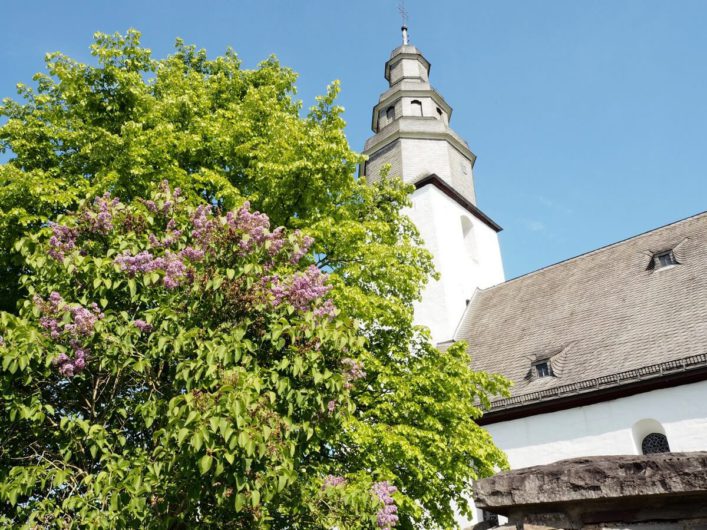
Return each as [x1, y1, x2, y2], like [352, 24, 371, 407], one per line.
[362, 40, 504, 342]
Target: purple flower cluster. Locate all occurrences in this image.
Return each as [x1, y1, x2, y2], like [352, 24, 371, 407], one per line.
[190, 204, 217, 247]
[342, 358, 366, 389]
[372, 481, 399, 529]
[290, 234, 314, 264]
[142, 199, 158, 212]
[35, 292, 103, 340]
[114, 251, 155, 275]
[189, 201, 294, 261]
[180, 246, 205, 261]
[322, 475, 347, 489]
[34, 292, 102, 378]
[226, 202, 271, 253]
[313, 299, 337, 320]
[269, 265, 332, 311]
[80, 193, 121, 234]
[132, 319, 153, 333]
[48, 223, 78, 261]
[327, 399, 337, 413]
[115, 250, 196, 289]
[52, 347, 87, 377]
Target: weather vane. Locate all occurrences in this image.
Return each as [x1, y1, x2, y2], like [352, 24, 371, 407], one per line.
[398, 1, 409, 45]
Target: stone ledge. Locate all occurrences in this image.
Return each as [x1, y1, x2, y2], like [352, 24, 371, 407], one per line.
[474, 452, 707, 528]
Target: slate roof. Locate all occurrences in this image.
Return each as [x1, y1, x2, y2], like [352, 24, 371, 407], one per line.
[454, 211, 707, 412]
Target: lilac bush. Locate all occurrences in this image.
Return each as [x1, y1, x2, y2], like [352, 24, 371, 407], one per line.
[2, 181, 385, 528]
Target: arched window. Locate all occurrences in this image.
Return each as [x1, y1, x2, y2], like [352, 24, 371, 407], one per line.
[385, 106, 395, 121]
[641, 433, 670, 455]
[460, 217, 478, 263]
[410, 100, 423, 117]
[632, 419, 671, 455]
[436, 107, 443, 119]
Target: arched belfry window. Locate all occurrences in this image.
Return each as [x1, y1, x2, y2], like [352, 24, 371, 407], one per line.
[385, 106, 395, 121]
[641, 433, 670, 455]
[411, 100, 423, 117]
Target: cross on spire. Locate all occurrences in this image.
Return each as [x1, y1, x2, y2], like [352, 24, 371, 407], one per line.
[398, 1, 409, 45]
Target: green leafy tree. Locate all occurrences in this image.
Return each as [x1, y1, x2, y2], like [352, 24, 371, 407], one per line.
[0, 31, 508, 528]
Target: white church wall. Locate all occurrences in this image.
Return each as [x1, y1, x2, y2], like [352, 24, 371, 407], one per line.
[409, 186, 504, 342]
[486, 380, 707, 469]
[458, 381, 707, 528]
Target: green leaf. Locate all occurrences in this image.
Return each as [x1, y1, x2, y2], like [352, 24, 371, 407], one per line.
[199, 454, 213, 475]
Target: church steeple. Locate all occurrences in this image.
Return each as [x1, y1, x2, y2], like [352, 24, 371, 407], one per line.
[363, 41, 478, 206]
[361, 35, 505, 343]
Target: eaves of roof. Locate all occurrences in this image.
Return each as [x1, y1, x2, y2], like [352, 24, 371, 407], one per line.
[478, 353, 707, 425]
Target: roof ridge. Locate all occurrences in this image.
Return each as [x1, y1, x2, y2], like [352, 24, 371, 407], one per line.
[483, 209, 707, 292]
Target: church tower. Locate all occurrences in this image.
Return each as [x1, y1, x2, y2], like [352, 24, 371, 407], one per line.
[361, 28, 505, 343]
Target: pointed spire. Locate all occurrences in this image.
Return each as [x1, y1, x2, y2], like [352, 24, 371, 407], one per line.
[398, 1, 409, 45]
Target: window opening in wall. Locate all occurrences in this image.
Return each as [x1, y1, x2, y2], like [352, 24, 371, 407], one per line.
[436, 107, 443, 119]
[533, 361, 552, 378]
[641, 432, 670, 454]
[386, 106, 395, 121]
[411, 100, 423, 117]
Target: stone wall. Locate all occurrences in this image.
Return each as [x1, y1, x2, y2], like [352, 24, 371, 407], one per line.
[473, 452, 707, 530]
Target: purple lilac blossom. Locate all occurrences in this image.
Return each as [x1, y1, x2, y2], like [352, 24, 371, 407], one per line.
[48, 223, 78, 261]
[115, 251, 156, 275]
[327, 400, 337, 413]
[191, 204, 216, 247]
[372, 481, 399, 529]
[313, 299, 337, 319]
[269, 265, 332, 310]
[81, 193, 120, 234]
[179, 246, 205, 261]
[115, 250, 191, 288]
[35, 293, 101, 377]
[133, 319, 153, 333]
[142, 199, 158, 212]
[227, 202, 271, 253]
[322, 475, 347, 488]
[290, 234, 314, 264]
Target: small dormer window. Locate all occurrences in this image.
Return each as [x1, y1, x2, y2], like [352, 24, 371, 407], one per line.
[534, 361, 552, 378]
[410, 100, 423, 117]
[653, 250, 678, 270]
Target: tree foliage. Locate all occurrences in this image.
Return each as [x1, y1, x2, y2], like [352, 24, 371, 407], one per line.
[0, 31, 508, 528]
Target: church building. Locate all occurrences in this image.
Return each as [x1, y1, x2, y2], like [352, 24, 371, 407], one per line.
[361, 29, 707, 528]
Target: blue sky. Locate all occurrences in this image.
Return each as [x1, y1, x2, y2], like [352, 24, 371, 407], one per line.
[1, 1, 706, 279]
